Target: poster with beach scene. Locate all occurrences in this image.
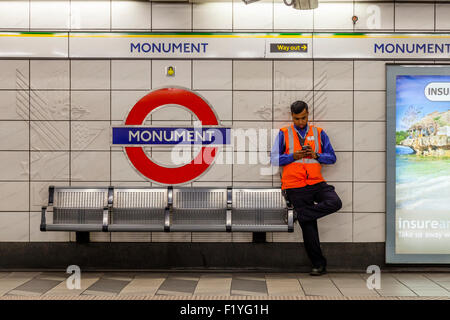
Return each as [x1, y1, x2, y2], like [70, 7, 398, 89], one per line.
[395, 74, 450, 254]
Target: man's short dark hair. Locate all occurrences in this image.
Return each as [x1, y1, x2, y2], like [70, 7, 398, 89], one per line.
[290, 101, 308, 114]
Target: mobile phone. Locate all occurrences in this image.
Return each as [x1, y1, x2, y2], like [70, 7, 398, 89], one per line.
[302, 145, 311, 150]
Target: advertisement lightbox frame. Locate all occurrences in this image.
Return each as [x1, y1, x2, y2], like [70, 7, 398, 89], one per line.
[386, 64, 450, 264]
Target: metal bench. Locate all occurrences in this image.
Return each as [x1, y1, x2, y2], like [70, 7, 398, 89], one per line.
[40, 186, 112, 232]
[41, 186, 294, 236]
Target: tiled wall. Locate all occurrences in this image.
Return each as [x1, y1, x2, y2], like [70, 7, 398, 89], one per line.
[0, 0, 447, 243]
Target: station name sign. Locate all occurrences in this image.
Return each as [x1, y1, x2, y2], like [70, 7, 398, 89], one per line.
[112, 127, 230, 146]
[1, 32, 450, 59]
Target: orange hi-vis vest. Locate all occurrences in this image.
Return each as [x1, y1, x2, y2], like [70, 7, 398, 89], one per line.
[280, 124, 325, 190]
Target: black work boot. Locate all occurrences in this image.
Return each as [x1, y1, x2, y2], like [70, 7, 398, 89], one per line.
[310, 266, 327, 276]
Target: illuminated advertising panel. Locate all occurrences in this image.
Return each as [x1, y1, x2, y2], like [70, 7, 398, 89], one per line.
[386, 65, 450, 263]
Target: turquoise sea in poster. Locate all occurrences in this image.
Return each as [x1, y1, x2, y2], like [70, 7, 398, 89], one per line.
[395, 75, 450, 214]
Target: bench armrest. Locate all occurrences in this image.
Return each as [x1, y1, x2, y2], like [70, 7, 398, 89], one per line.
[40, 206, 47, 231]
[102, 206, 109, 232]
[287, 208, 294, 232]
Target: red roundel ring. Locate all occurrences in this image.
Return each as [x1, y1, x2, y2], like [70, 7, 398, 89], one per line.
[124, 87, 218, 185]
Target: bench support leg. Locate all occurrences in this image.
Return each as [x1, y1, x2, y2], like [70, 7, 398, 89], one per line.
[76, 232, 90, 244]
[252, 232, 266, 243]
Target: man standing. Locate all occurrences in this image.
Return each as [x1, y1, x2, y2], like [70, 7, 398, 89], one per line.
[271, 100, 342, 276]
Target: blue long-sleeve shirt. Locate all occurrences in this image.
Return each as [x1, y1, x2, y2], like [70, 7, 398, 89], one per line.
[270, 124, 336, 166]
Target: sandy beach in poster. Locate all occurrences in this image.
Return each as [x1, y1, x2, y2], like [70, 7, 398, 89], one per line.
[395, 75, 450, 254]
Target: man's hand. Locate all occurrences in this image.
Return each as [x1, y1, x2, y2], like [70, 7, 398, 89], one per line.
[293, 150, 309, 160]
[307, 149, 319, 159]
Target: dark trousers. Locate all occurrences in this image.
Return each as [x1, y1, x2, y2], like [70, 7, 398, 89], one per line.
[286, 182, 342, 268]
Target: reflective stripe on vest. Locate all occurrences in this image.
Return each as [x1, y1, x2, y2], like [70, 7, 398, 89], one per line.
[286, 125, 320, 164]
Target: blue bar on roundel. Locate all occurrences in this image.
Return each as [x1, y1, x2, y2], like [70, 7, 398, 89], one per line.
[112, 127, 231, 146]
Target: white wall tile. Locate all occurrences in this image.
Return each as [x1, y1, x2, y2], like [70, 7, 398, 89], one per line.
[0, 121, 28, 150]
[89, 232, 111, 242]
[354, 152, 385, 182]
[192, 232, 232, 242]
[150, 149, 192, 169]
[233, 61, 272, 90]
[436, 4, 450, 30]
[233, 0, 272, 30]
[30, 151, 69, 180]
[0, 151, 29, 180]
[0, 182, 29, 211]
[231, 232, 252, 242]
[273, 91, 313, 121]
[314, 2, 353, 30]
[274, 61, 313, 91]
[30, 181, 66, 211]
[111, 151, 147, 181]
[193, 60, 232, 90]
[30, 212, 70, 241]
[272, 222, 304, 242]
[313, 91, 353, 121]
[0, 60, 29, 89]
[354, 91, 385, 121]
[354, 122, 385, 151]
[0, 212, 29, 241]
[354, 2, 394, 31]
[232, 152, 272, 182]
[196, 151, 232, 182]
[111, 232, 151, 242]
[71, 60, 110, 90]
[273, 2, 313, 30]
[0, 0, 29, 29]
[0, 91, 28, 120]
[353, 212, 385, 242]
[318, 211, 352, 242]
[111, 91, 147, 121]
[332, 182, 352, 213]
[314, 122, 353, 152]
[197, 90, 232, 121]
[395, 3, 434, 31]
[30, 91, 70, 120]
[354, 182, 385, 213]
[112, 0, 151, 30]
[151, 104, 191, 121]
[71, 151, 110, 181]
[31, 121, 69, 150]
[14, 90, 30, 120]
[30, 60, 69, 90]
[71, 121, 110, 150]
[314, 61, 353, 90]
[152, 3, 191, 30]
[354, 61, 388, 91]
[233, 91, 272, 121]
[151, 60, 191, 89]
[111, 60, 151, 90]
[232, 121, 272, 152]
[71, 91, 110, 121]
[30, 0, 70, 29]
[193, 2, 232, 30]
[322, 151, 352, 182]
[71, 0, 111, 29]
[152, 232, 191, 242]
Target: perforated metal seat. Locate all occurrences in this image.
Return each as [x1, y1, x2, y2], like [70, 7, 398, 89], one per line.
[170, 187, 229, 232]
[41, 187, 111, 232]
[108, 187, 167, 232]
[41, 185, 294, 235]
[231, 188, 291, 232]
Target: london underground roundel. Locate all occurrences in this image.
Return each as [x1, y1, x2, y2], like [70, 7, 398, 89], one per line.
[111, 87, 230, 185]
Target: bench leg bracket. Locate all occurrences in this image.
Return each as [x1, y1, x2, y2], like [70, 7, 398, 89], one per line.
[76, 232, 90, 244]
[252, 232, 266, 243]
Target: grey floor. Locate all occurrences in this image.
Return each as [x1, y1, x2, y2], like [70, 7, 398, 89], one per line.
[0, 272, 450, 299]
